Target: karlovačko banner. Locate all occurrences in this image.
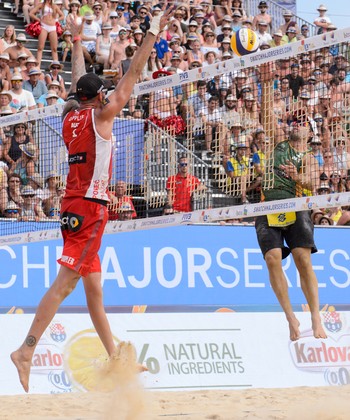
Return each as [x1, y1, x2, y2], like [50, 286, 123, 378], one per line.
[1, 311, 350, 395]
[0, 225, 349, 310]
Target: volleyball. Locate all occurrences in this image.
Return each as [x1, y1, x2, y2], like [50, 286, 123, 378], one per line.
[230, 28, 260, 56]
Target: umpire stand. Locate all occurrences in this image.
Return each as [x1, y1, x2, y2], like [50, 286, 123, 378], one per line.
[144, 121, 212, 216]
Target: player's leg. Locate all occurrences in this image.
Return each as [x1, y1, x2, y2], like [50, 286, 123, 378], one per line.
[255, 215, 300, 340]
[286, 211, 327, 339]
[291, 247, 327, 339]
[83, 271, 116, 356]
[264, 248, 301, 341]
[11, 265, 81, 392]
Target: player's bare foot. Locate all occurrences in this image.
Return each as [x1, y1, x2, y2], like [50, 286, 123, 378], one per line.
[288, 317, 300, 341]
[312, 316, 327, 339]
[10, 349, 32, 393]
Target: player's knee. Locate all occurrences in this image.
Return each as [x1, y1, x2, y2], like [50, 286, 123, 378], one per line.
[264, 251, 280, 268]
[294, 252, 312, 273]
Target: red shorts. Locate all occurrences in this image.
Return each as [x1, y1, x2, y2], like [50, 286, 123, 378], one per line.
[57, 197, 108, 277]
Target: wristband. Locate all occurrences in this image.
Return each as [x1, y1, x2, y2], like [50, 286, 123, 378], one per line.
[73, 36, 81, 43]
[148, 13, 162, 36]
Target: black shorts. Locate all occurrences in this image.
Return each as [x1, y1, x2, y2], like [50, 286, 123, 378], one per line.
[255, 210, 317, 259]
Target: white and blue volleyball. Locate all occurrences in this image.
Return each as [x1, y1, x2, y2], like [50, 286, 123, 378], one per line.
[231, 28, 259, 56]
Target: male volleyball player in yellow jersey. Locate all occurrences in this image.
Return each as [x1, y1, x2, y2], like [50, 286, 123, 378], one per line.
[11, 6, 174, 393]
[255, 125, 327, 341]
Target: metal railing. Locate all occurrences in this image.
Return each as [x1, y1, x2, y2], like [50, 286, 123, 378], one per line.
[245, 0, 317, 36]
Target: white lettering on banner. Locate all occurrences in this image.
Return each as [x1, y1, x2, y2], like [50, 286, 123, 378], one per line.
[329, 250, 350, 288]
[129, 247, 151, 288]
[164, 342, 245, 376]
[23, 246, 50, 288]
[216, 248, 240, 288]
[282, 256, 292, 287]
[156, 247, 182, 288]
[187, 248, 213, 288]
[100, 246, 127, 288]
[244, 249, 264, 288]
[313, 249, 326, 288]
[0, 246, 17, 289]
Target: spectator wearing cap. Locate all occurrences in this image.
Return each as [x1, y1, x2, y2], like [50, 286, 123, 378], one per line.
[224, 119, 244, 154]
[187, 20, 201, 43]
[61, 31, 73, 63]
[269, 30, 286, 48]
[114, 4, 128, 29]
[278, 10, 300, 36]
[108, 180, 137, 220]
[217, 23, 233, 44]
[2, 200, 22, 219]
[41, 170, 60, 201]
[9, 73, 36, 112]
[231, 0, 247, 20]
[23, 68, 48, 104]
[314, 4, 331, 34]
[219, 39, 233, 60]
[92, 2, 104, 27]
[282, 26, 297, 43]
[231, 10, 243, 33]
[252, 1, 272, 31]
[37, 88, 63, 108]
[286, 63, 305, 100]
[0, 90, 16, 114]
[81, 12, 101, 66]
[95, 23, 113, 69]
[21, 56, 40, 81]
[167, 53, 186, 74]
[11, 142, 37, 186]
[221, 94, 239, 125]
[223, 138, 250, 203]
[313, 113, 330, 148]
[256, 20, 272, 45]
[108, 27, 130, 70]
[20, 185, 47, 221]
[240, 94, 259, 133]
[309, 135, 324, 168]
[4, 33, 33, 68]
[200, 29, 220, 57]
[120, 0, 134, 24]
[132, 28, 145, 48]
[14, 52, 29, 75]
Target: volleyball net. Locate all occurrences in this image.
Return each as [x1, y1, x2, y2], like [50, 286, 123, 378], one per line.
[1, 27, 350, 244]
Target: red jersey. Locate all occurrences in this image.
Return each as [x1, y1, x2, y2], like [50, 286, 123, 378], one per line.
[62, 108, 112, 202]
[166, 173, 200, 212]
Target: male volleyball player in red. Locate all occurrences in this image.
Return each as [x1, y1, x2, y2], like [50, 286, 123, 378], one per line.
[255, 124, 327, 341]
[11, 7, 173, 393]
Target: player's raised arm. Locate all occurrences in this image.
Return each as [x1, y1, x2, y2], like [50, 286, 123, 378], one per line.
[97, 5, 173, 123]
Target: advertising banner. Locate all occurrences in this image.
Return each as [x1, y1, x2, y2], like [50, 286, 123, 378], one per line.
[1, 311, 349, 395]
[0, 226, 349, 310]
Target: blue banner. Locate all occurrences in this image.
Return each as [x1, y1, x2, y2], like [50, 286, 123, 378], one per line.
[0, 225, 349, 309]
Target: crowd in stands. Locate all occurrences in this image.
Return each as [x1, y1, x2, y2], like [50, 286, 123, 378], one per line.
[0, 0, 349, 225]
